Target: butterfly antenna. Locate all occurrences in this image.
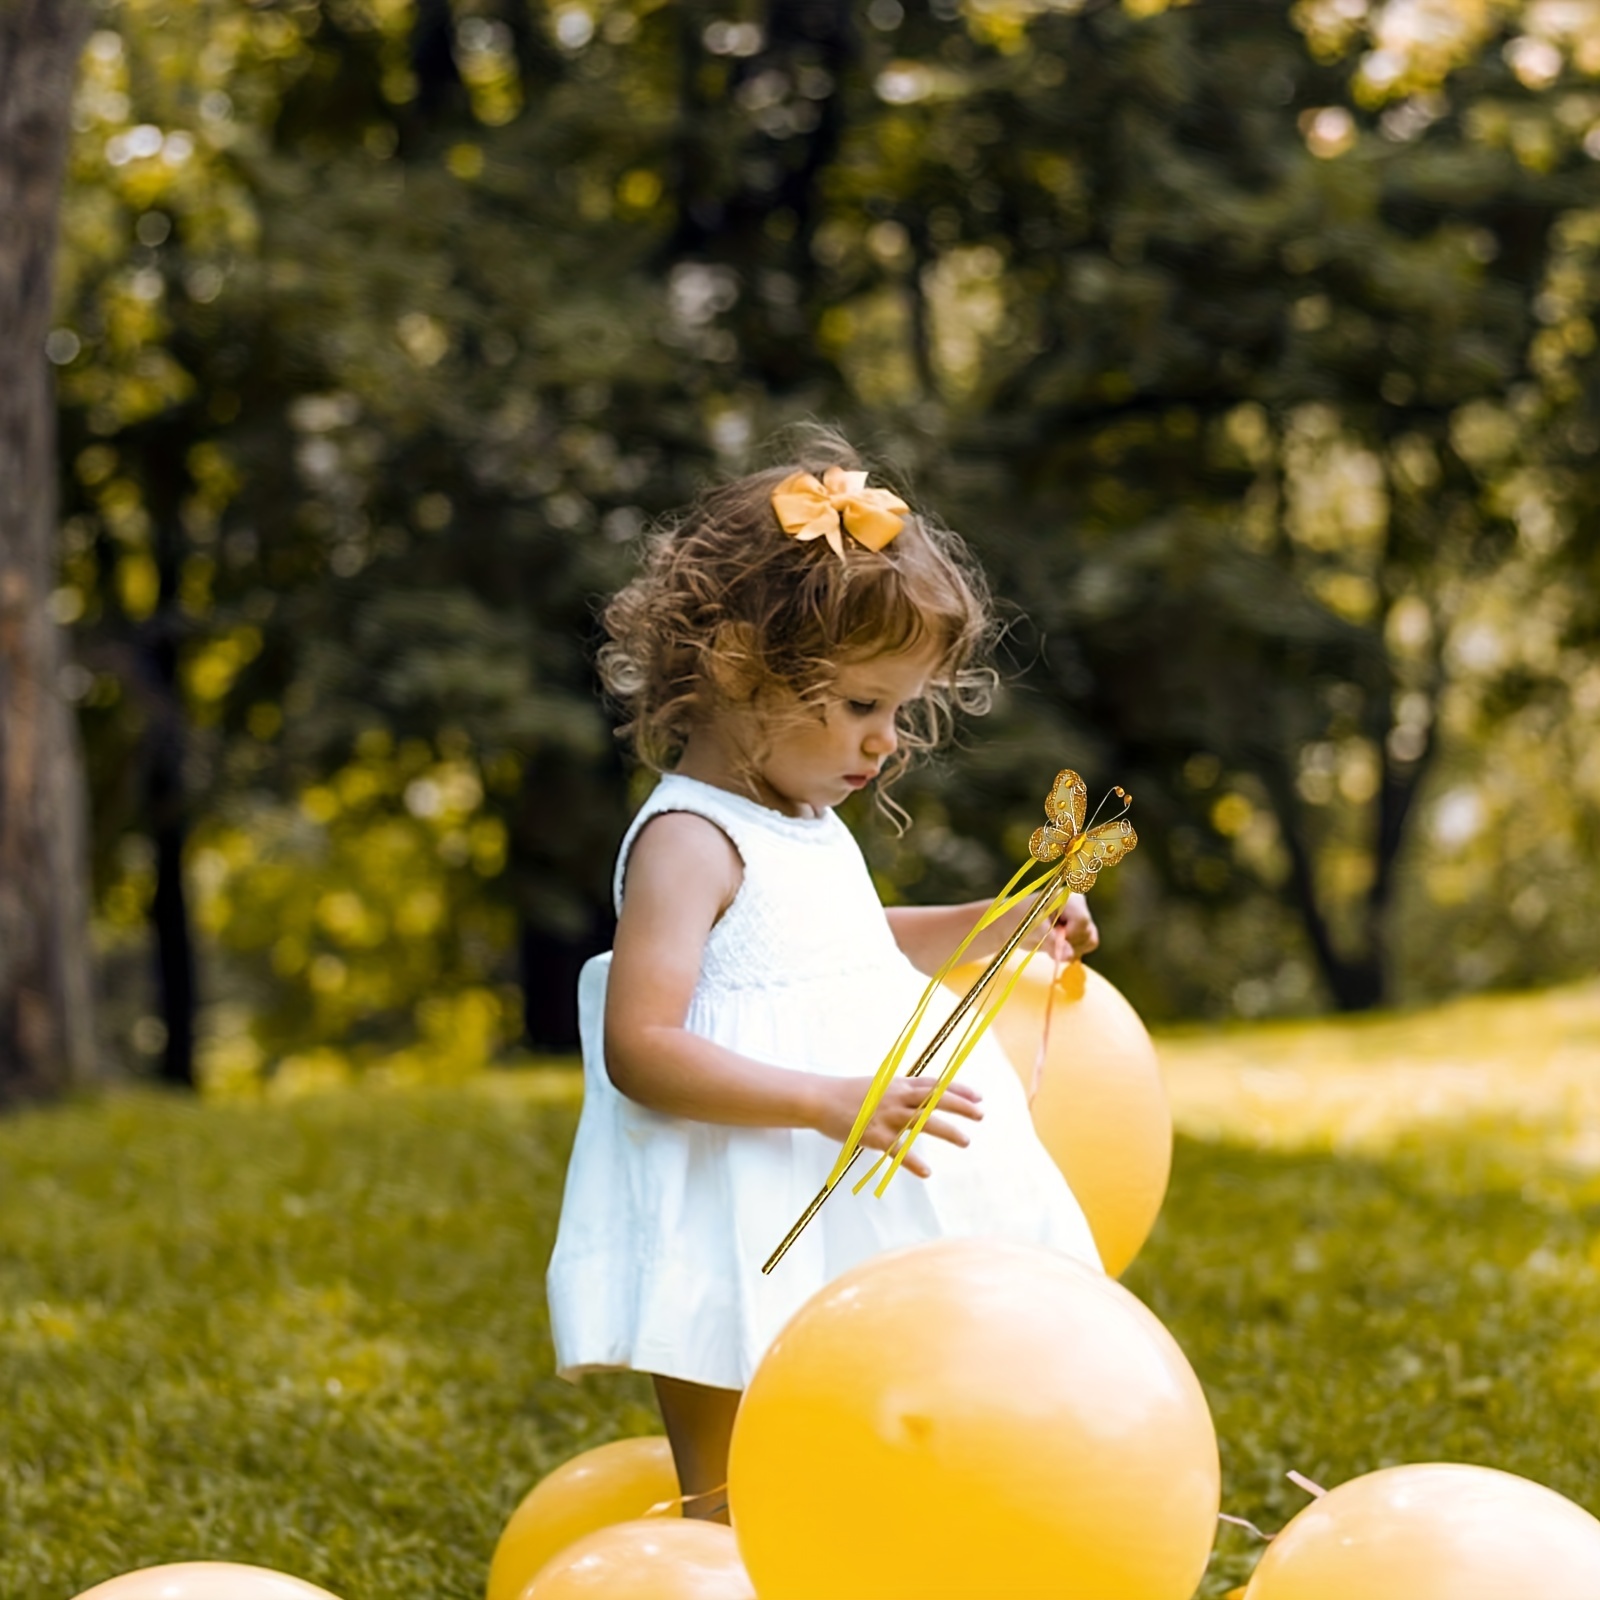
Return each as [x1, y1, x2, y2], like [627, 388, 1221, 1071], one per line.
[1085, 784, 1132, 831]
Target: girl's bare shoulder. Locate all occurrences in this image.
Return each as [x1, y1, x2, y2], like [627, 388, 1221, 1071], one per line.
[621, 809, 743, 916]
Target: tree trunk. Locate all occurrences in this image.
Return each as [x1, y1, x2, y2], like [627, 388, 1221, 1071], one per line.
[518, 912, 613, 1053]
[1255, 722, 1444, 1014]
[146, 626, 195, 1086]
[140, 430, 197, 1087]
[511, 741, 626, 1056]
[0, 0, 97, 1105]
[409, 0, 467, 121]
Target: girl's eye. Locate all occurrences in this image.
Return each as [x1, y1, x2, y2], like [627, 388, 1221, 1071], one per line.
[846, 699, 878, 716]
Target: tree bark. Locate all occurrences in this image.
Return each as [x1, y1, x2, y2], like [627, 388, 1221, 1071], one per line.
[511, 737, 626, 1055]
[409, 0, 467, 121]
[146, 625, 195, 1086]
[0, 0, 97, 1105]
[139, 426, 197, 1086]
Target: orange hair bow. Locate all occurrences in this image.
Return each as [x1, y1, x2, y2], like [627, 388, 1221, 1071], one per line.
[771, 466, 910, 558]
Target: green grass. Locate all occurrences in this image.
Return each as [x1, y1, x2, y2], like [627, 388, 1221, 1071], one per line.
[4, 987, 1600, 1599]
[1133, 1134, 1600, 1594]
[0, 1084, 652, 1599]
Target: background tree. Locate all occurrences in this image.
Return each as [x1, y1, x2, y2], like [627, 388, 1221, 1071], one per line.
[40, 0, 1600, 1095]
[0, 0, 97, 1104]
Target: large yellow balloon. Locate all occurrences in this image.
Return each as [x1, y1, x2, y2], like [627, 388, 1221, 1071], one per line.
[487, 1437, 680, 1600]
[521, 1520, 754, 1600]
[72, 1564, 343, 1600]
[729, 1237, 1219, 1600]
[946, 952, 1171, 1275]
[1243, 1463, 1600, 1600]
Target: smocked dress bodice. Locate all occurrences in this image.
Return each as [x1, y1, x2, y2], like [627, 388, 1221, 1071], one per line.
[613, 778, 901, 995]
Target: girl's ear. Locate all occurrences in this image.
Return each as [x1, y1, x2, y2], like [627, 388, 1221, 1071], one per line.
[705, 620, 764, 704]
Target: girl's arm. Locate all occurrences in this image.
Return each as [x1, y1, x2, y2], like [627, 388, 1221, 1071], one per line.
[885, 892, 1099, 977]
[605, 812, 983, 1176]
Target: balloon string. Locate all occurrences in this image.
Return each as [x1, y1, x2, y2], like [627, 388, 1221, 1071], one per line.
[644, 1482, 729, 1517]
[1217, 1512, 1274, 1542]
[1215, 1469, 1326, 1546]
[1031, 949, 1068, 1106]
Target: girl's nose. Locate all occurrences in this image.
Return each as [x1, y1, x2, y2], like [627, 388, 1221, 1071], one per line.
[863, 716, 898, 757]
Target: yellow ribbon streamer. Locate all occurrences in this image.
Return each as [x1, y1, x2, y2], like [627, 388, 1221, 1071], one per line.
[823, 856, 1046, 1189]
[857, 878, 1070, 1196]
[762, 858, 1062, 1276]
[761, 767, 1138, 1276]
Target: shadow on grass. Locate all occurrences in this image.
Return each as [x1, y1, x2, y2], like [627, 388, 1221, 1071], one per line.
[1130, 1134, 1600, 1597]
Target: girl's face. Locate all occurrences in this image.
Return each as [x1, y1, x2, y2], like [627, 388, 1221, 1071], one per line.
[748, 642, 943, 818]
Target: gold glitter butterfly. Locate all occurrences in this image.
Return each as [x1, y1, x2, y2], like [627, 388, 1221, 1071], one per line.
[1028, 768, 1138, 891]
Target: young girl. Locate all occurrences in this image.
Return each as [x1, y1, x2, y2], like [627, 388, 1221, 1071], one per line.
[545, 430, 1104, 1517]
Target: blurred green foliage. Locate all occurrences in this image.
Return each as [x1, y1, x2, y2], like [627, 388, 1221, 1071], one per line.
[47, 0, 1600, 1082]
[190, 732, 521, 1092]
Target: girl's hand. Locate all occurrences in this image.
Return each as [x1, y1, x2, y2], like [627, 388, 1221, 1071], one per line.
[986, 889, 1098, 965]
[809, 1076, 984, 1180]
[1037, 891, 1098, 964]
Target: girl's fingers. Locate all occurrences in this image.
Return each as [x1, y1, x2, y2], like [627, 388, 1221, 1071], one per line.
[885, 1130, 934, 1178]
[865, 1127, 934, 1176]
[872, 1085, 983, 1137]
[937, 1089, 984, 1120]
[893, 1077, 982, 1108]
[866, 1107, 974, 1152]
[857, 1080, 986, 1158]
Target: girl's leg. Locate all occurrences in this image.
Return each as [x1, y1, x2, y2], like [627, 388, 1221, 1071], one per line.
[651, 1374, 741, 1524]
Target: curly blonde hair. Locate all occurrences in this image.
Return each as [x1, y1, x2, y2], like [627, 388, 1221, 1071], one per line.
[598, 426, 997, 804]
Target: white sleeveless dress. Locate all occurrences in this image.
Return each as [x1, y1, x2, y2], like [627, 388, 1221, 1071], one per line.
[545, 773, 1102, 1391]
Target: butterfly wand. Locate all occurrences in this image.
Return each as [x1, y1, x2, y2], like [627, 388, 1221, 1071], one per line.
[761, 769, 1136, 1276]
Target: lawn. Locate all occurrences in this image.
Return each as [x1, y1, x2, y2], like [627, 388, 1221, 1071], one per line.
[3, 980, 1599, 1599]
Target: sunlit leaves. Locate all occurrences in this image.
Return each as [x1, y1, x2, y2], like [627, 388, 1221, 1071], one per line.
[184, 625, 262, 713]
[455, 15, 523, 126]
[1284, 407, 1390, 562]
[190, 735, 519, 1085]
[923, 243, 1022, 401]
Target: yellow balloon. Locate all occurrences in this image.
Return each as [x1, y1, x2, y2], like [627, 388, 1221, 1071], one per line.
[946, 952, 1171, 1276]
[71, 1564, 343, 1600]
[1243, 1463, 1600, 1600]
[521, 1520, 754, 1600]
[728, 1237, 1219, 1600]
[488, 1438, 681, 1600]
